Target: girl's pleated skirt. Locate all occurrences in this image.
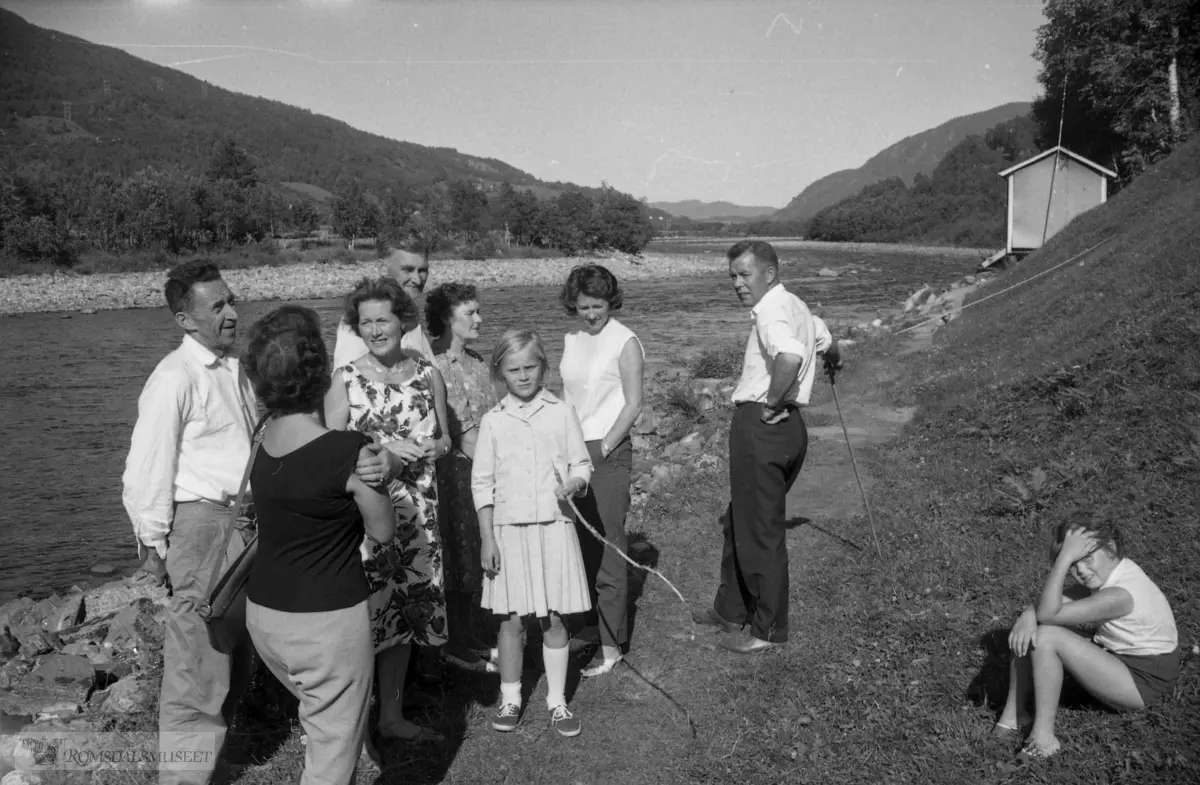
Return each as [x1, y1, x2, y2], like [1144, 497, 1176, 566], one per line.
[482, 519, 592, 619]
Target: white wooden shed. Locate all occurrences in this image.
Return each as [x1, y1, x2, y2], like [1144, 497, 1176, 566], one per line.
[998, 146, 1116, 256]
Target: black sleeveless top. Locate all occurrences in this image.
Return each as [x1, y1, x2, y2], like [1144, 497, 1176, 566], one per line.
[247, 429, 373, 613]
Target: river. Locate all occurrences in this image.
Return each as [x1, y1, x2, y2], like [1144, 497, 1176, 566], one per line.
[0, 249, 976, 601]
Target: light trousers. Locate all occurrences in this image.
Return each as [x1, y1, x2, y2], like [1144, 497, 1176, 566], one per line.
[247, 599, 374, 785]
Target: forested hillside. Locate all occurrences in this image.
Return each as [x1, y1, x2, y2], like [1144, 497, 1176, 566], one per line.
[0, 9, 653, 267]
[774, 102, 1031, 224]
[805, 116, 1040, 247]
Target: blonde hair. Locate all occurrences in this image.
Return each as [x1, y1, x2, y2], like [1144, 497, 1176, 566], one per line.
[490, 329, 549, 384]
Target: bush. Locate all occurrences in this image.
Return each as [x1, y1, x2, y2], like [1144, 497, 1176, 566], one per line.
[690, 341, 744, 379]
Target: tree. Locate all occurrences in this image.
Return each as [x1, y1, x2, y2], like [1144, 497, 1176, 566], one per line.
[404, 185, 452, 261]
[1033, 0, 1199, 184]
[205, 138, 259, 188]
[447, 180, 489, 242]
[492, 183, 539, 246]
[331, 179, 380, 248]
[591, 184, 653, 254]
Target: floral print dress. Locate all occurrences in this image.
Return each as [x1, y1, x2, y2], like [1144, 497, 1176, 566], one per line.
[342, 359, 447, 652]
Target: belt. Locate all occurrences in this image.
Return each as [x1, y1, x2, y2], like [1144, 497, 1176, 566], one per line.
[734, 401, 801, 412]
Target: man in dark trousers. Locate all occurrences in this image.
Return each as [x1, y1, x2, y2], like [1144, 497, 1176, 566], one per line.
[693, 240, 841, 653]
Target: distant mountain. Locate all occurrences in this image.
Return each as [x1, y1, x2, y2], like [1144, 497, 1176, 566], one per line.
[774, 102, 1032, 223]
[651, 200, 776, 221]
[0, 8, 553, 199]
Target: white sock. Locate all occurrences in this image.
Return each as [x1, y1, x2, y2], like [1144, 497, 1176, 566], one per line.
[500, 680, 522, 708]
[543, 643, 569, 710]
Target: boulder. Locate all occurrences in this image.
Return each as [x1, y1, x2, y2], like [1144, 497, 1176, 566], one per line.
[102, 599, 166, 655]
[902, 285, 931, 313]
[633, 410, 660, 435]
[0, 654, 95, 717]
[89, 564, 118, 577]
[817, 268, 839, 278]
[0, 628, 18, 659]
[9, 627, 57, 659]
[82, 579, 168, 621]
[663, 431, 704, 460]
[98, 676, 155, 716]
[1, 771, 45, 785]
[0, 598, 38, 631]
[41, 593, 84, 633]
[964, 274, 977, 285]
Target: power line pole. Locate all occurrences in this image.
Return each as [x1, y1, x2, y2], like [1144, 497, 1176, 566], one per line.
[201, 82, 208, 99]
[63, 101, 71, 122]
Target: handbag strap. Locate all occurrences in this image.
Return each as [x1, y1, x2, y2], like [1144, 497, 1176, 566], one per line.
[205, 412, 273, 598]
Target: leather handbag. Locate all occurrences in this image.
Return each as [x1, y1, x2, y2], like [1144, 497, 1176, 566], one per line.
[197, 414, 271, 654]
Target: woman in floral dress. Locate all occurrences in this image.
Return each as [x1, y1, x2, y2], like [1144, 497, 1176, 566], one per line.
[325, 276, 450, 745]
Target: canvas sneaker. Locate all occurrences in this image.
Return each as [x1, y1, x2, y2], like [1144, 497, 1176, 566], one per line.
[549, 704, 581, 737]
[492, 702, 522, 732]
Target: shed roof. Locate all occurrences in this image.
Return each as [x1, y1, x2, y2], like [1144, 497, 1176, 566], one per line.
[998, 146, 1118, 179]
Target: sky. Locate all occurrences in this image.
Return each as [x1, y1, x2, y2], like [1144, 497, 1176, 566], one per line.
[2, 0, 1047, 207]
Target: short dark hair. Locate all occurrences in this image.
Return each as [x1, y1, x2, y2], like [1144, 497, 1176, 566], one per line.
[244, 305, 331, 415]
[490, 329, 549, 384]
[1050, 509, 1124, 561]
[344, 276, 420, 336]
[424, 282, 479, 338]
[726, 240, 779, 270]
[165, 260, 222, 314]
[560, 264, 623, 315]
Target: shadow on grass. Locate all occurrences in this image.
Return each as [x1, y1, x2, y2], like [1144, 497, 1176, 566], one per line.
[785, 515, 865, 552]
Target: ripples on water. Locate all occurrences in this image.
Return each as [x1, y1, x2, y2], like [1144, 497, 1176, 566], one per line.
[0, 256, 972, 601]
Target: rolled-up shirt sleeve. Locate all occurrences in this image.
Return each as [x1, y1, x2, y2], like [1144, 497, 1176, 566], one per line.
[757, 303, 808, 359]
[812, 315, 833, 354]
[471, 413, 497, 511]
[121, 370, 188, 559]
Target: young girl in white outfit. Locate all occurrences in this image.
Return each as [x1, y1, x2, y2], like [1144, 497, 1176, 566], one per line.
[996, 510, 1180, 758]
[471, 329, 593, 737]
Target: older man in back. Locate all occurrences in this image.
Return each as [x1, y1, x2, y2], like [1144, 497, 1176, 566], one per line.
[122, 260, 258, 785]
[693, 240, 841, 654]
[333, 248, 433, 365]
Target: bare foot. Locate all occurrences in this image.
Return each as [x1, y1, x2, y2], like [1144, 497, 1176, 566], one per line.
[991, 714, 1032, 737]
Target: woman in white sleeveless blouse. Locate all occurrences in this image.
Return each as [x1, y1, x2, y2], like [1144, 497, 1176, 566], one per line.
[558, 265, 644, 677]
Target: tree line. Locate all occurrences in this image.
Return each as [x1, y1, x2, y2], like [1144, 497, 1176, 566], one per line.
[1, 139, 653, 266]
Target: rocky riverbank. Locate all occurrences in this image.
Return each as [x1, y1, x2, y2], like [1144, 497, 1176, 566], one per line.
[0, 252, 717, 316]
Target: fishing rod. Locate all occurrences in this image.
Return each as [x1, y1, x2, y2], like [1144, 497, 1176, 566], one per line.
[826, 364, 884, 559]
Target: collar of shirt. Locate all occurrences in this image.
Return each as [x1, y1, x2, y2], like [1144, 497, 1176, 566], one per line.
[181, 333, 230, 368]
[751, 282, 790, 319]
[498, 389, 559, 418]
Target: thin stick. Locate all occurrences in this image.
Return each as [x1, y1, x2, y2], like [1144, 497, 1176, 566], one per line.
[829, 378, 883, 559]
[555, 468, 695, 641]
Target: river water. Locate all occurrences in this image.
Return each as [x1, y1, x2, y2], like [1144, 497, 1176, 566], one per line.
[0, 251, 975, 601]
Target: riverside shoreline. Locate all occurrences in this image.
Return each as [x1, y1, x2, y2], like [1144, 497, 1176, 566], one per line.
[0, 252, 719, 315]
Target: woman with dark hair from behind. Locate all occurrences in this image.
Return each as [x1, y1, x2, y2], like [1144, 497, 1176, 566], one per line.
[242, 305, 396, 784]
[558, 264, 644, 677]
[427, 282, 500, 673]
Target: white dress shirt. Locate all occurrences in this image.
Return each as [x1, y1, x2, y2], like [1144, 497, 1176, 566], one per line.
[122, 335, 258, 559]
[730, 283, 832, 407]
[332, 318, 433, 369]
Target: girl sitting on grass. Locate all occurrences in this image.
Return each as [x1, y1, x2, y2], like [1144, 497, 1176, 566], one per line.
[996, 510, 1180, 758]
[471, 329, 594, 737]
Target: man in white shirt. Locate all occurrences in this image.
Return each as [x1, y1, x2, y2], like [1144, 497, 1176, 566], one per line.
[692, 240, 840, 654]
[122, 261, 257, 785]
[332, 247, 433, 367]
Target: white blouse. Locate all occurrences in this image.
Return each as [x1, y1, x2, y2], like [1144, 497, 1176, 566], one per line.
[560, 318, 642, 442]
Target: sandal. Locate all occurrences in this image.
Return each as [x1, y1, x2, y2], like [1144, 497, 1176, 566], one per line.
[444, 650, 498, 673]
[581, 654, 623, 678]
[379, 724, 445, 744]
[1019, 740, 1060, 759]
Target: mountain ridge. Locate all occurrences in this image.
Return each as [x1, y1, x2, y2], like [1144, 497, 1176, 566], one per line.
[774, 101, 1032, 223]
[0, 8, 561, 200]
